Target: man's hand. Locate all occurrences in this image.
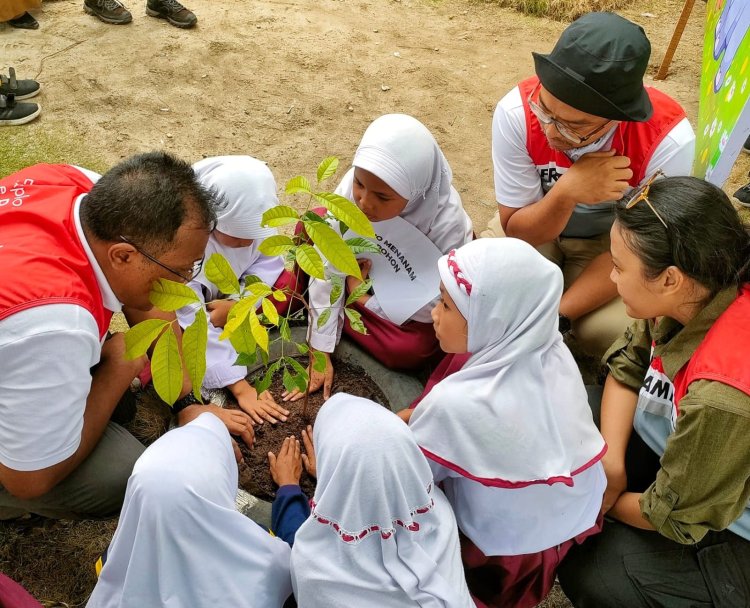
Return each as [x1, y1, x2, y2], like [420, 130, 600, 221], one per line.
[268, 436, 303, 486]
[282, 352, 334, 402]
[177, 404, 255, 449]
[301, 425, 317, 478]
[557, 150, 633, 205]
[345, 259, 372, 306]
[206, 299, 235, 328]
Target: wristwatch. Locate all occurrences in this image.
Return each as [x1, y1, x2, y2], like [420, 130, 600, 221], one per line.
[171, 392, 202, 415]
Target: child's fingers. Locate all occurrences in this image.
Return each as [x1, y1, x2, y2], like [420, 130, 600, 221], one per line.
[294, 438, 301, 459]
[268, 452, 276, 468]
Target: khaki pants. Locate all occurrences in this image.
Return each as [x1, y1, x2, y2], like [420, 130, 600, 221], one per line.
[481, 212, 631, 360]
[0, 422, 144, 520]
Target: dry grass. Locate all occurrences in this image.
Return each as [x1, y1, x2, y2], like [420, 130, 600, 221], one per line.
[482, 0, 636, 21]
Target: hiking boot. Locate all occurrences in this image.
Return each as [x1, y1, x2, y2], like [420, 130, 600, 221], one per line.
[734, 177, 750, 208]
[0, 94, 40, 126]
[83, 0, 133, 24]
[0, 68, 40, 100]
[146, 0, 197, 28]
[7, 12, 39, 29]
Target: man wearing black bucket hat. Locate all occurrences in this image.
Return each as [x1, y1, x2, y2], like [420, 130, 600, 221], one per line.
[486, 12, 695, 359]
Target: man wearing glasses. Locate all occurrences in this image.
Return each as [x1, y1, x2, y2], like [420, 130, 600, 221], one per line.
[0, 152, 254, 521]
[486, 12, 695, 358]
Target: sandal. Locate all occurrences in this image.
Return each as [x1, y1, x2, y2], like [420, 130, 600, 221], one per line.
[7, 12, 39, 30]
[0, 67, 40, 100]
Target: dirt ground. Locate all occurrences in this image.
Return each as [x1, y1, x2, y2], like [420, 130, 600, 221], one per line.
[2, 0, 749, 606]
[3, 0, 749, 206]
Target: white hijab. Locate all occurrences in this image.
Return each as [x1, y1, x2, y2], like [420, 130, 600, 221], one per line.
[87, 413, 293, 608]
[335, 114, 473, 252]
[290, 394, 474, 608]
[191, 155, 280, 290]
[410, 238, 605, 486]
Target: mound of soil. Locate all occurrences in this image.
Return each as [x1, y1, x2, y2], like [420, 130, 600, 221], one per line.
[233, 359, 388, 501]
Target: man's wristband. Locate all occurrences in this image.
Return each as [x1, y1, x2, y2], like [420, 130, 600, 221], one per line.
[171, 392, 202, 415]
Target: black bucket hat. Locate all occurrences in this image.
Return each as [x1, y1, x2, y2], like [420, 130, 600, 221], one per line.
[532, 12, 653, 122]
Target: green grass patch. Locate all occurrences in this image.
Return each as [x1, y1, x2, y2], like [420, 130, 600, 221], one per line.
[482, 0, 635, 21]
[0, 124, 106, 179]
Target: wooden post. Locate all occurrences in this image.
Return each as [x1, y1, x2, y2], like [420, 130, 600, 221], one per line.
[655, 0, 697, 81]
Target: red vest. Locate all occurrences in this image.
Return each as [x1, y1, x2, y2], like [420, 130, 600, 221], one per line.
[0, 164, 112, 338]
[519, 76, 687, 186]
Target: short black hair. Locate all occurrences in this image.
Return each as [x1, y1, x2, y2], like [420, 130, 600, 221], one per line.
[614, 176, 750, 296]
[81, 151, 218, 253]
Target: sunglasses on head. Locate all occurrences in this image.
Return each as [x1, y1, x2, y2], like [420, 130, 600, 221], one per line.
[624, 170, 668, 229]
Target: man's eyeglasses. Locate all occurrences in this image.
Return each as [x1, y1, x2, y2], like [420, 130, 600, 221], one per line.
[119, 235, 204, 283]
[624, 170, 668, 229]
[527, 82, 614, 145]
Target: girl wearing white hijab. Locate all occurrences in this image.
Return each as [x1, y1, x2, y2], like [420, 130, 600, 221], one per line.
[285, 114, 473, 402]
[406, 238, 606, 608]
[176, 155, 294, 425]
[290, 393, 475, 608]
[86, 412, 294, 608]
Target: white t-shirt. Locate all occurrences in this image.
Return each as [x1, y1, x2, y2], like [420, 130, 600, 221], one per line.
[492, 87, 696, 238]
[0, 170, 122, 473]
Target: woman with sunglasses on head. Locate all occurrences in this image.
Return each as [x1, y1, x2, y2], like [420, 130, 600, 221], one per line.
[558, 176, 750, 607]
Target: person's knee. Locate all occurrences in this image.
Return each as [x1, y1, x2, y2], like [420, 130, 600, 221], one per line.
[573, 303, 631, 360]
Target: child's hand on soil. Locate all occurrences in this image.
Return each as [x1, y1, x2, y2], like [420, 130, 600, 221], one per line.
[396, 408, 414, 423]
[301, 425, 317, 478]
[230, 379, 290, 425]
[283, 352, 334, 402]
[206, 299, 235, 328]
[345, 259, 372, 306]
[268, 436, 303, 486]
[178, 404, 255, 449]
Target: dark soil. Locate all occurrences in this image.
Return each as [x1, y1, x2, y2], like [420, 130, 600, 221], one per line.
[232, 359, 389, 501]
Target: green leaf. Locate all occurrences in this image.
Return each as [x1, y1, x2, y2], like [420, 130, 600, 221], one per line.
[287, 356, 310, 384]
[312, 350, 327, 373]
[204, 253, 240, 296]
[305, 221, 361, 278]
[346, 279, 373, 305]
[261, 298, 280, 326]
[295, 244, 325, 279]
[247, 282, 273, 299]
[303, 210, 328, 224]
[262, 205, 300, 228]
[292, 373, 307, 393]
[285, 175, 312, 194]
[234, 352, 258, 366]
[258, 235, 295, 257]
[182, 310, 208, 401]
[339, 220, 349, 236]
[124, 318, 170, 360]
[255, 359, 282, 395]
[243, 275, 262, 287]
[312, 192, 375, 237]
[220, 297, 256, 339]
[279, 317, 292, 341]
[345, 306, 368, 335]
[282, 367, 296, 393]
[296, 342, 310, 355]
[317, 308, 332, 329]
[272, 289, 287, 302]
[149, 279, 200, 312]
[248, 309, 269, 353]
[229, 318, 257, 355]
[316, 157, 339, 184]
[151, 330, 183, 406]
[329, 273, 344, 305]
[346, 237, 381, 254]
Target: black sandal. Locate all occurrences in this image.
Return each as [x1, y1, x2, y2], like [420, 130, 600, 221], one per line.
[7, 12, 39, 30]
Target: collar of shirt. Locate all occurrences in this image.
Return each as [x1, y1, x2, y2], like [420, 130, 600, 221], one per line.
[563, 125, 618, 163]
[653, 286, 739, 379]
[74, 194, 122, 313]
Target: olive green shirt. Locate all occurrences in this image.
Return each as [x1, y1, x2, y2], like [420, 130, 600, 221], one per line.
[605, 287, 750, 544]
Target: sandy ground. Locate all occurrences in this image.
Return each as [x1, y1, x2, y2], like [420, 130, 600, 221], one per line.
[2, 0, 749, 605]
[3, 0, 749, 214]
